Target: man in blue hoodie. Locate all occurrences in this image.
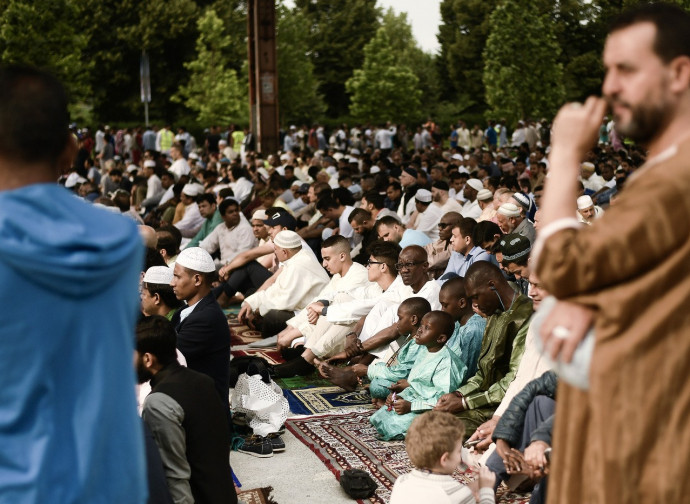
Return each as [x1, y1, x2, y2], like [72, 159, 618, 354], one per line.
[0, 67, 147, 503]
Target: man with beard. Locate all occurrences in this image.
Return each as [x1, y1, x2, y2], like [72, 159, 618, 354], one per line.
[434, 262, 533, 437]
[534, 4, 690, 503]
[137, 316, 237, 504]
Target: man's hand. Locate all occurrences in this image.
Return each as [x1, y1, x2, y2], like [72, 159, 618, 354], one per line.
[306, 302, 324, 325]
[218, 264, 232, 281]
[392, 398, 411, 415]
[434, 393, 465, 414]
[467, 416, 498, 453]
[550, 96, 607, 159]
[344, 337, 364, 358]
[388, 379, 409, 393]
[238, 303, 256, 329]
[524, 440, 550, 477]
[277, 332, 299, 351]
[540, 300, 595, 363]
[327, 351, 348, 364]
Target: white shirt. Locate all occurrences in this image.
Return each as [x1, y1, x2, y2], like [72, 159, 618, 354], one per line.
[375, 126, 397, 150]
[414, 203, 443, 241]
[244, 248, 330, 316]
[146, 174, 162, 200]
[461, 199, 481, 220]
[199, 215, 257, 265]
[391, 470, 495, 504]
[229, 177, 254, 203]
[440, 198, 464, 215]
[174, 203, 205, 238]
[168, 158, 190, 182]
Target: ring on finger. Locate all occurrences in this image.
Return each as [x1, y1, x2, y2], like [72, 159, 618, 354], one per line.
[552, 325, 571, 340]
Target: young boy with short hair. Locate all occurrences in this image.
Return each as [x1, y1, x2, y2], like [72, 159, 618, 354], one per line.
[390, 411, 496, 504]
[370, 311, 465, 440]
[367, 297, 431, 407]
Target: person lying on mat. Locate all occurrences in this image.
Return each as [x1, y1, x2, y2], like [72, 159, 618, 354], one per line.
[369, 311, 464, 440]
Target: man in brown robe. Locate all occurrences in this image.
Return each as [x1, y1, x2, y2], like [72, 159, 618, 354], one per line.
[533, 4, 690, 503]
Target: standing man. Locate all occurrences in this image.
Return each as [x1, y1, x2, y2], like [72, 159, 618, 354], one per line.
[535, 5, 690, 503]
[0, 66, 146, 502]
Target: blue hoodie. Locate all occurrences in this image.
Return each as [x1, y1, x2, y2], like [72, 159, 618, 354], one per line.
[0, 184, 147, 503]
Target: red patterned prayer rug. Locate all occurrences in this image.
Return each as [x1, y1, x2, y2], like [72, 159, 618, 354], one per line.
[236, 486, 279, 504]
[231, 348, 285, 365]
[286, 411, 531, 504]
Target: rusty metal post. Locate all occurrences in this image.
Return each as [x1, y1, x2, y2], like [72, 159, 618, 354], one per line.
[247, 0, 279, 155]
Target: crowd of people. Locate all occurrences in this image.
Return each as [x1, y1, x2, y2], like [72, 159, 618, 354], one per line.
[2, 3, 690, 504]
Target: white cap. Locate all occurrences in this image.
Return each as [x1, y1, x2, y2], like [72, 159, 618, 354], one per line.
[577, 195, 594, 210]
[182, 184, 203, 197]
[451, 153, 463, 161]
[144, 160, 156, 168]
[370, 166, 381, 174]
[256, 167, 270, 182]
[273, 230, 302, 249]
[176, 247, 215, 273]
[415, 189, 432, 203]
[126, 164, 139, 173]
[252, 209, 268, 221]
[477, 188, 493, 201]
[143, 266, 173, 285]
[65, 173, 86, 188]
[219, 139, 228, 146]
[189, 152, 199, 160]
[465, 179, 484, 192]
[498, 203, 522, 217]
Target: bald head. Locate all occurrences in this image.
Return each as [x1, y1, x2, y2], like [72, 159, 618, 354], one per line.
[426, 311, 455, 340]
[440, 276, 466, 299]
[465, 261, 505, 288]
[139, 225, 158, 249]
[401, 245, 427, 263]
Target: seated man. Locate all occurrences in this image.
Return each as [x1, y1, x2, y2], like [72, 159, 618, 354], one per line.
[238, 230, 330, 338]
[348, 208, 379, 265]
[499, 233, 531, 295]
[576, 195, 604, 225]
[488, 371, 557, 504]
[199, 197, 257, 266]
[497, 202, 536, 244]
[424, 211, 462, 278]
[137, 316, 237, 504]
[186, 193, 223, 249]
[440, 217, 490, 280]
[408, 189, 442, 241]
[141, 266, 184, 320]
[370, 311, 463, 440]
[171, 247, 230, 405]
[377, 215, 432, 248]
[273, 235, 370, 376]
[434, 262, 533, 437]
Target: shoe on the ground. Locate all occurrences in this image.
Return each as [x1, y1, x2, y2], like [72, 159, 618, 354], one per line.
[238, 435, 273, 458]
[280, 345, 305, 361]
[277, 424, 285, 435]
[232, 412, 247, 426]
[267, 433, 285, 452]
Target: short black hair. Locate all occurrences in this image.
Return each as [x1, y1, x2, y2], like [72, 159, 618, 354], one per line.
[0, 66, 70, 165]
[473, 221, 502, 251]
[219, 197, 240, 215]
[361, 191, 385, 210]
[157, 226, 182, 256]
[218, 187, 235, 200]
[377, 215, 403, 229]
[136, 316, 178, 367]
[197, 193, 216, 206]
[610, 3, 690, 63]
[399, 297, 432, 320]
[367, 240, 401, 275]
[142, 282, 184, 310]
[348, 208, 371, 224]
[454, 217, 477, 240]
[316, 195, 340, 211]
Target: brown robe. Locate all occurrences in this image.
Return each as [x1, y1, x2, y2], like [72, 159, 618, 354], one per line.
[536, 138, 690, 504]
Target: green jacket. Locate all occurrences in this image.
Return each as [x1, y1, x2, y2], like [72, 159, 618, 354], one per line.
[187, 209, 223, 248]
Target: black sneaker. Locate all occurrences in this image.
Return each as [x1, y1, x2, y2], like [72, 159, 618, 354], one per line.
[277, 424, 286, 435]
[238, 435, 273, 458]
[267, 433, 286, 452]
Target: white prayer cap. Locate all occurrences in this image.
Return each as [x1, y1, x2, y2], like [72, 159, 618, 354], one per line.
[477, 189, 494, 201]
[65, 173, 86, 188]
[256, 167, 270, 182]
[144, 160, 156, 168]
[350, 148, 361, 156]
[252, 209, 268, 221]
[581, 162, 595, 172]
[370, 166, 381, 174]
[451, 153, 463, 161]
[498, 202, 522, 217]
[333, 152, 344, 161]
[189, 152, 200, 160]
[143, 266, 173, 285]
[126, 164, 139, 173]
[457, 166, 470, 175]
[218, 139, 228, 146]
[273, 230, 301, 249]
[280, 153, 290, 161]
[577, 195, 594, 210]
[176, 247, 215, 273]
[182, 183, 203, 197]
[465, 179, 484, 192]
[415, 189, 432, 203]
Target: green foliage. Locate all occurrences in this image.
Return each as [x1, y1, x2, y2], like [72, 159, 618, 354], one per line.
[295, 0, 380, 118]
[276, 4, 326, 125]
[345, 28, 422, 124]
[173, 9, 247, 126]
[0, 0, 92, 115]
[483, 0, 565, 124]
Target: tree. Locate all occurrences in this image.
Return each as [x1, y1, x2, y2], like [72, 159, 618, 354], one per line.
[0, 0, 91, 120]
[276, 4, 326, 125]
[483, 0, 565, 124]
[345, 28, 422, 124]
[295, 0, 380, 118]
[173, 9, 247, 126]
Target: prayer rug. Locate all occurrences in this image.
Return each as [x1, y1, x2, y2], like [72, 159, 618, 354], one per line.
[275, 373, 333, 390]
[286, 411, 530, 504]
[283, 386, 375, 415]
[231, 348, 285, 365]
[230, 325, 264, 346]
[236, 486, 279, 504]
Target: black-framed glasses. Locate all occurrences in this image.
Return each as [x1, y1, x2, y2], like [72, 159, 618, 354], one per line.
[367, 260, 385, 267]
[395, 261, 424, 271]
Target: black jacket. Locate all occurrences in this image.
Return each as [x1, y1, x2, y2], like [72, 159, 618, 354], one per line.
[172, 292, 230, 405]
[492, 370, 558, 447]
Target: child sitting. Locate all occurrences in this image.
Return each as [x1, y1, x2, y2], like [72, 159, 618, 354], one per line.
[367, 297, 431, 407]
[390, 411, 496, 504]
[370, 311, 466, 440]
